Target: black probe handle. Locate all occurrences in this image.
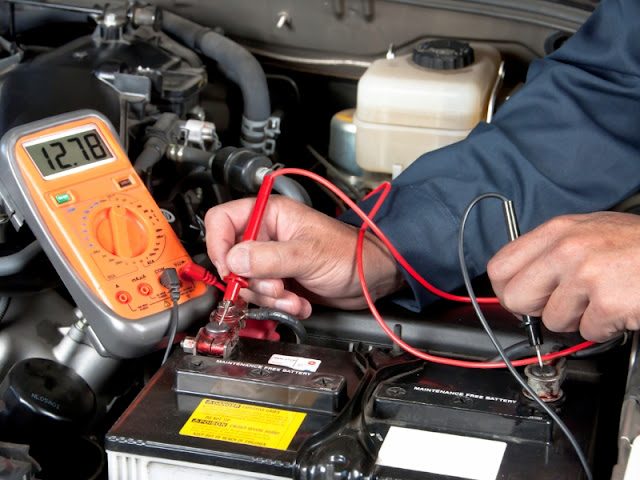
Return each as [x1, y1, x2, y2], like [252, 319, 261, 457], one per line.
[522, 315, 543, 347]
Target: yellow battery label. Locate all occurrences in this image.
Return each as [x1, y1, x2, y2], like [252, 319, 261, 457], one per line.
[179, 399, 306, 450]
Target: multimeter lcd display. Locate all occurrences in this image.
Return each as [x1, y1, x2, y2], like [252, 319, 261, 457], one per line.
[25, 128, 113, 178]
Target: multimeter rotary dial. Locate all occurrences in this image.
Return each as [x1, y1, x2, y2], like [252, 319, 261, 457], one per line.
[94, 205, 148, 258]
[87, 193, 167, 266]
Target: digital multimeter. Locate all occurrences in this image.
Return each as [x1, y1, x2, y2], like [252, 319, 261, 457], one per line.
[0, 110, 213, 358]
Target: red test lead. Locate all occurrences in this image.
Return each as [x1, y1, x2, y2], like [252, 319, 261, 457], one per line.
[222, 173, 276, 304]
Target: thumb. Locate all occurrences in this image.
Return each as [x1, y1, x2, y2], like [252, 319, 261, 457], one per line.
[227, 239, 313, 279]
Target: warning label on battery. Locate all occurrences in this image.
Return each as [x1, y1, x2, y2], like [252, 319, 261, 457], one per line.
[179, 399, 306, 450]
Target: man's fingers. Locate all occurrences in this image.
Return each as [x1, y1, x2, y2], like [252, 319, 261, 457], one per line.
[579, 303, 621, 342]
[247, 278, 285, 298]
[488, 216, 580, 294]
[205, 199, 261, 274]
[541, 284, 588, 333]
[498, 258, 560, 316]
[227, 239, 315, 279]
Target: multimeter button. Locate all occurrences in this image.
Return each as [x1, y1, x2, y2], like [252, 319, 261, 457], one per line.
[115, 177, 134, 189]
[116, 291, 132, 304]
[54, 192, 73, 205]
[137, 283, 153, 296]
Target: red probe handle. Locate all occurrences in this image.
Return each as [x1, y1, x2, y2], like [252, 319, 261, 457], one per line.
[223, 174, 276, 302]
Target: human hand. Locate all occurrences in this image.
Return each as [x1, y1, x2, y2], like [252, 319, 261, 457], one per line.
[487, 212, 640, 342]
[204, 196, 403, 318]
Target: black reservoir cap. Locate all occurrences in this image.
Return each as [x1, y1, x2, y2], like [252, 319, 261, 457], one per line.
[412, 39, 475, 70]
[0, 358, 96, 438]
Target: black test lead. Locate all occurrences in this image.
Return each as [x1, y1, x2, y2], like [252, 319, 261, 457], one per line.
[502, 199, 545, 369]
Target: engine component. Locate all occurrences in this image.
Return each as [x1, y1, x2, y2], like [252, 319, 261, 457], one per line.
[328, 108, 361, 176]
[133, 112, 180, 174]
[52, 311, 122, 393]
[0, 356, 103, 480]
[161, 12, 277, 154]
[181, 119, 220, 151]
[168, 145, 312, 205]
[354, 40, 501, 174]
[0, 111, 213, 358]
[0, 13, 207, 140]
[0, 358, 96, 440]
[95, 71, 152, 152]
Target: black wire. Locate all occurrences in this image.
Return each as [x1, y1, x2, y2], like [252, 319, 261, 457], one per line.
[458, 193, 593, 480]
[570, 332, 626, 358]
[489, 339, 565, 362]
[488, 339, 535, 362]
[246, 308, 307, 343]
[491, 334, 626, 362]
[161, 300, 179, 365]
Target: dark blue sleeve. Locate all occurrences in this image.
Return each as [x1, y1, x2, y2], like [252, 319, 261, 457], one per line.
[342, 0, 640, 310]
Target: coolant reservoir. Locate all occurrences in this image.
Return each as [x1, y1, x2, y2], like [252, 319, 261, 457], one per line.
[354, 40, 501, 174]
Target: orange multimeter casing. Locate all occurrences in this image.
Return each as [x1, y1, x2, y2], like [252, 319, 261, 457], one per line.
[0, 111, 213, 358]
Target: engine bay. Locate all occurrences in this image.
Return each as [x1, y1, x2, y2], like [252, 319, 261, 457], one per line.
[0, 1, 638, 479]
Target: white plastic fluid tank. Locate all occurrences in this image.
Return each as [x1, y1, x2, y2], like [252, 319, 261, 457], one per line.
[354, 40, 501, 174]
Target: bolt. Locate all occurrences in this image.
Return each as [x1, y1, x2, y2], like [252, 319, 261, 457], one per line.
[386, 43, 396, 59]
[453, 396, 471, 404]
[385, 386, 407, 397]
[250, 368, 270, 377]
[276, 11, 291, 29]
[181, 337, 196, 353]
[313, 376, 335, 387]
[103, 12, 119, 27]
[190, 358, 203, 368]
[329, 454, 347, 467]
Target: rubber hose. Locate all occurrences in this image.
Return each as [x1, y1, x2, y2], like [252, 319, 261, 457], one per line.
[273, 176, 312, 206]
[157, 31, 203, 68]
[0, 241, 42, 277]
[162, 11, 270, 123]
[134, 113, 178, 173]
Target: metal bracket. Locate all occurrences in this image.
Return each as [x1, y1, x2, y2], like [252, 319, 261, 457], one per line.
[95, 72, 151, 152]
[0, 36, 23, 76]
[332, 0, 375, 21]
[240, 116, 281, 155]
[263, 116, 282, 155]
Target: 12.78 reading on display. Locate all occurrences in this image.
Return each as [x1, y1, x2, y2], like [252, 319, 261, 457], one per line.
[25, 128, 113, 178]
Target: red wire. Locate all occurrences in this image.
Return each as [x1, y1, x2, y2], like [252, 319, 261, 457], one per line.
[179, 263, 227, 292]
[264, 168, 594, 367]
[358, 229, 592, 367]
[271, 169, 499, 304]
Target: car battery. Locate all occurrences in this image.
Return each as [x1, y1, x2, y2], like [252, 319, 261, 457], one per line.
[106, 338, 368, 479]
[106, 338, 604, 480]
[367, 362, 601, 480]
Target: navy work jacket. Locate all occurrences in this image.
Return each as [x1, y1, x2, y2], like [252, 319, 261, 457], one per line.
[344, 0, 640, 309]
